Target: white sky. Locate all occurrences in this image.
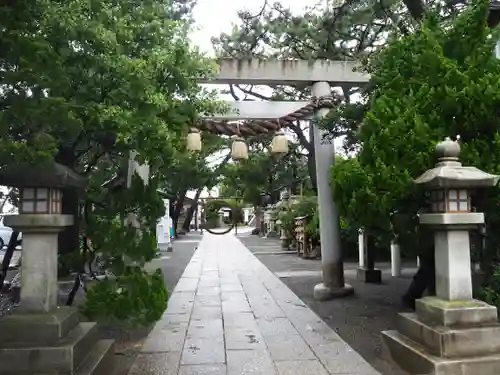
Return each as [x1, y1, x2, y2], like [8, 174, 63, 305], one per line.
[190, 0, 312, 56]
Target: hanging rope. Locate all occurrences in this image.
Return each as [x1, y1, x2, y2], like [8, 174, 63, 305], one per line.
[197, 95, 338, 136]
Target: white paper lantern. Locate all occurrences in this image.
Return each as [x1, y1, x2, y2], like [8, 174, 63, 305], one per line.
[231, 136, 248, 160]
[271, 129, 289, 154]
[186, 128, 202, 151]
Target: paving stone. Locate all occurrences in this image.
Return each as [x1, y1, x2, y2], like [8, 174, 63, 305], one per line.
[187, 318, 223, 338]
[220, 283, 244, 292]
[226, 349, 277, 375]
[314, 345, 380, 375]
[300, 330, 344, 348]
[264, 335, 317, 361]
[175, 278, 199, 292]
[221, 291, 248, 302]
[250, 300, 286, 319]
[170, 291, 196, 301]
[223, 312, 259, 329]
[178, 364, 227, 375]
[181, 336, 225, 365]
[128, 352, 181, 375]
[191, 305, 222, 320]
[225, 327, 266, 350]
[220, 277, 240, 284]
[182, 268, 202, 278]
[198, 278, 219, 288]
[197, 286, 221, 296]
[275, 360, 329, 375]
[256, 317, 298, 336]
[164, 299, 194, 315]
[161, 313, 191, 324]
[222, 299, 252, 313]
[142, 322, 188, 353]
[194, 294, 221, 307]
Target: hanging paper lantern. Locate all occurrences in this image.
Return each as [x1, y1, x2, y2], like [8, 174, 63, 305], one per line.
[186, 128, 201, 151]
[271, 129, 288, 154]
[231, 136, 248, 160]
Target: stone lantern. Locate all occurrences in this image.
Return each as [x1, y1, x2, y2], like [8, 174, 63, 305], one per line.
[383, 138, 500, 375]
[0, 163, 115, 375]
[0, 162, 86, 313]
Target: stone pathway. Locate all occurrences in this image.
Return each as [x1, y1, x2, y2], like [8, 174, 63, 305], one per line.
[128, 232, 381, 375]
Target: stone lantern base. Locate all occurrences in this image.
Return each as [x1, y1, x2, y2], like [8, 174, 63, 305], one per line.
[383, 296, 500, 375]
[356, 267, 382, 284]
[0, 213, 114, 375]
[0, 307, 114, 375]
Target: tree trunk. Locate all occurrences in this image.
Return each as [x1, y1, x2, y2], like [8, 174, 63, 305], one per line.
[172, 193, 186, 237]
[182, 189, 202, 231]
[254, 206, 263, 232]
[307, 125, 318, 193]
[55, 147, 80, 276]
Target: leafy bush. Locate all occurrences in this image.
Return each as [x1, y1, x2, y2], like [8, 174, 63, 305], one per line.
[276, 196, 357, 255]
[477, 267, 500, 308]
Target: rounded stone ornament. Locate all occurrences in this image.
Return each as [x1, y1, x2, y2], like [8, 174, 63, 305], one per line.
[435, 137, 460, 159]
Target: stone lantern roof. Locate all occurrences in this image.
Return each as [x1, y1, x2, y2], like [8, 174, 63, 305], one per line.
[415, 137, 500, 189]
[0, 162, 86, 189]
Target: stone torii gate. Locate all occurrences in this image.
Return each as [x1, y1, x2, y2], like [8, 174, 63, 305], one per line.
[198, 58, 370, 301]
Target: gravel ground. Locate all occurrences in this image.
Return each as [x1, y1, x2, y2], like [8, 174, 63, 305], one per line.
[237, 233, 414, 375]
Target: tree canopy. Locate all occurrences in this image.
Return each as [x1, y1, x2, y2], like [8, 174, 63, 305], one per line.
[0, 0, 222, 327]
[219, 140, 311, 206]
[331, 0, 500, 254]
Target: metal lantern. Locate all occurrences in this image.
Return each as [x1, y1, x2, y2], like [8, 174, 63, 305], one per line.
[231, 136, 248, 160]
[271, 129, 289, 154]
[186, 128, 202, 151]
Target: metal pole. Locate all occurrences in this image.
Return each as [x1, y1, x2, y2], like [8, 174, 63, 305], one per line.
[311, 81, 354, 300]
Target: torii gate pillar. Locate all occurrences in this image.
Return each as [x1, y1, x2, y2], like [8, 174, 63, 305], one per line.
[311, 82, 354, 300]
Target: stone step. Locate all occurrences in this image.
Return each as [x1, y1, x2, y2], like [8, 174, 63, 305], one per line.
[76, 339, 115, 375]
[383, 329, 500, 375]
[0, 322, 99, 374]
[397, 312, 500, 358]
[0, 307, 81, 344]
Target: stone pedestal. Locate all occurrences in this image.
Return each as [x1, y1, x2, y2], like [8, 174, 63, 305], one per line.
[0, 214, 115, 375]
[356, 231, 382, 284]
[383, 215, 500, 374]
[383, 297, 500, 375]
[5, 214, 73, 313]
[357, 267, 382, 283]
[382, 136, 500, 374]
[0, 307, 115, 375]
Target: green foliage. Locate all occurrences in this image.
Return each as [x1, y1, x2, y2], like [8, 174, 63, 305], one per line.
[277, 196, 318, 243]
[82, 267, 168, 329]
[331, 0, 500, 256]
[204, 198, 245, 227]
[0, 0, 222, 327]
[219, 143, 309, 205]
